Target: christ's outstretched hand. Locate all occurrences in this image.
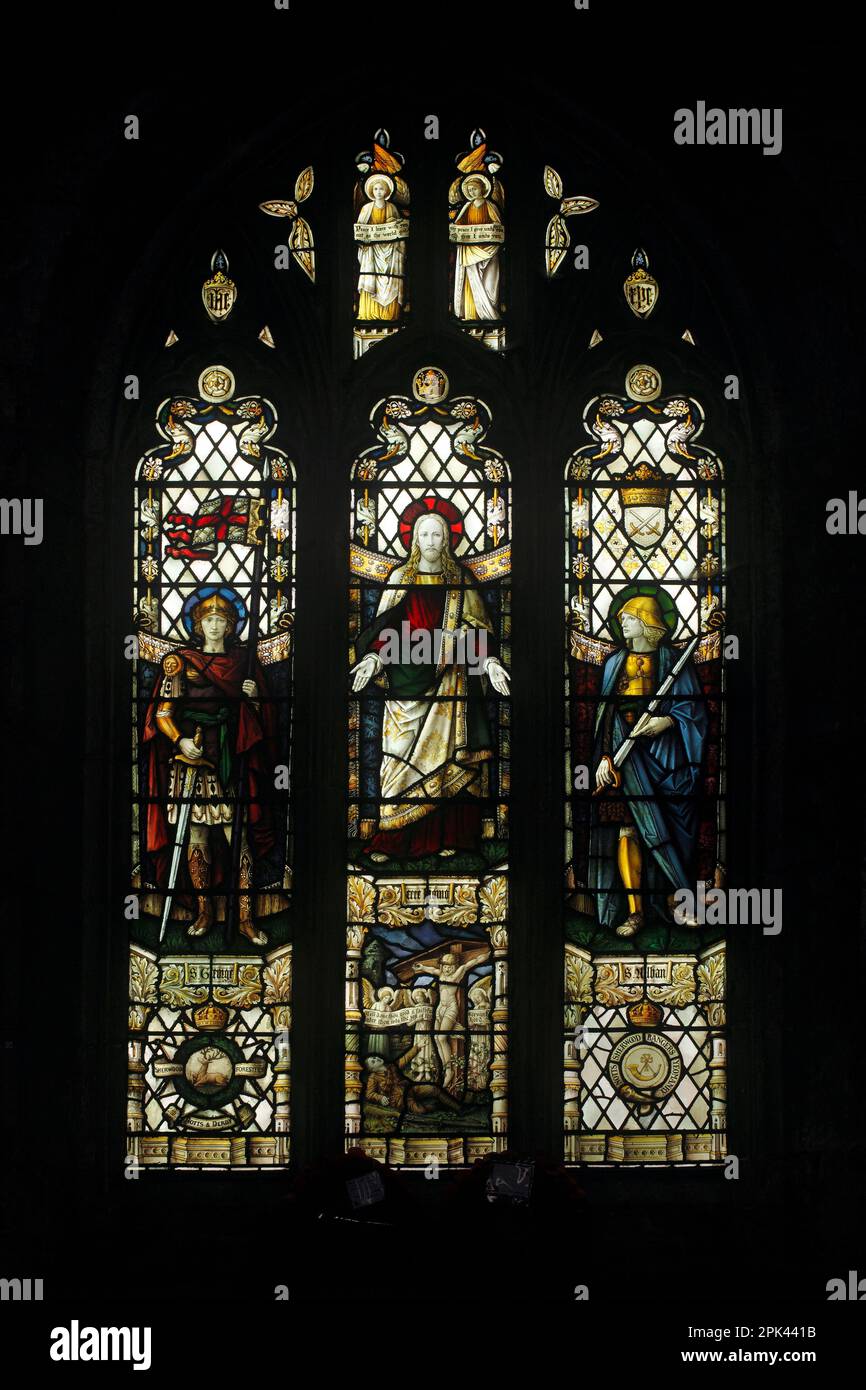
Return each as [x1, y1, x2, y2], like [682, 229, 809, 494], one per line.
[484, 657, 510, 695]
[350, 654, 380, 691]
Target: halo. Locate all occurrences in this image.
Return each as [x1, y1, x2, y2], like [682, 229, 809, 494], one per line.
[364, 172, 394, 200]
[182, 585, 248, 639]
[607, 583, 677, 645]
[461, 172, 491, 200]
[398, 497, 463, 553]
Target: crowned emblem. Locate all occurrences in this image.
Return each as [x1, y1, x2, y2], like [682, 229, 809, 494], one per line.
[626, 999, 664, 1028]
[623, 247, 659, 319]
[619, 461, 669, 557]
[620, 460, 667, 509]
[202, 249, 237, 323]
[192, 1001, 230, 1032]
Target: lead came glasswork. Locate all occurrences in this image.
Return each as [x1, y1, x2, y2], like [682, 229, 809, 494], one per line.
[347, 368, 512, 1167]
[448, 131, 506, 352]
[258, 165, 316, 283]
[128, 371, 296, 1169]
[564, 369, 727, 1164]
[542, 164, 599, 278]
[353, 130, 410, 358]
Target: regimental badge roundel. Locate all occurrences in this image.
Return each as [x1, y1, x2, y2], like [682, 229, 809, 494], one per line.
[608, 1031, 682, 1105]
[152, 1031, 268, 1131]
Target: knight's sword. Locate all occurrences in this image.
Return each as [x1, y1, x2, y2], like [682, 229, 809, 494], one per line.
[611, 632, 701, 770]
[159, 725, 212, 942]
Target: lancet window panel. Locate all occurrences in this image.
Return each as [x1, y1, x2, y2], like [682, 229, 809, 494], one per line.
[128, 366, 296, 1171]
[346, 366, 511, 1169]
[448, 129, 506, 353]
[563, 372, 727, 1167]
[353, 129, 410, 359]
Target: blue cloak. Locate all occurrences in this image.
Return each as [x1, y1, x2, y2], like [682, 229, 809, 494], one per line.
[589, 643, 707, 930]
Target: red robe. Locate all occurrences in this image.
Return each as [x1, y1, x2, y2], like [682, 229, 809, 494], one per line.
[142, 647, 277, 890]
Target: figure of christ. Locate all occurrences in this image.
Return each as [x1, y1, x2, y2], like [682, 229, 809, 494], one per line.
[452, 174, 503, 322]
[590, 593, 707, 938]
[350, 511, 510, 861]
[395, 941, 492, 1098]
[355, 174, 406, 322]
[142, 592, 277, 945]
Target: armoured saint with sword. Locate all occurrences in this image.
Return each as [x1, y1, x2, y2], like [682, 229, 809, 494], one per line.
[142, 589, 277, 946]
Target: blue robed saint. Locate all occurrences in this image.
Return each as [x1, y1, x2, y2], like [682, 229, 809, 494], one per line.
[590, 643, 707, 931]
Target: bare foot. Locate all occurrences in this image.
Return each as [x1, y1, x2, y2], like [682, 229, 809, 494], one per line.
[616, 912, 643, 938]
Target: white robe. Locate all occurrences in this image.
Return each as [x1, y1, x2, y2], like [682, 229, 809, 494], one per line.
[365, 569, 494, 832]
[356, 201, 406, 311]
[452, 200, 502, 321]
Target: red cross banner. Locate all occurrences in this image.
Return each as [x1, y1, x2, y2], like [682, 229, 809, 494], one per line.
[164, 493, 251, 560]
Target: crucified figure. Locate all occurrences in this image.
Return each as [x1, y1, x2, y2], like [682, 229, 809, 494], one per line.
[418, 946, 491, 1097]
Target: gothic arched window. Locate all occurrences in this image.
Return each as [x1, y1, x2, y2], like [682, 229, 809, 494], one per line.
[564, 369, 727, 1164]
[128, 364, 296, 1170]
[106, 100, 756, 1193]
[346, 366, 511, 1167]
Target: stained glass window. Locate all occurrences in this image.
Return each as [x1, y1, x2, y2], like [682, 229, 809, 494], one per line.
[564, 368, 726, 1164]
[448, 130, 506, 351]
[128, 364, 295, 1169]
[346, 366, 511, 1168]
[353, 130, 410, 358]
